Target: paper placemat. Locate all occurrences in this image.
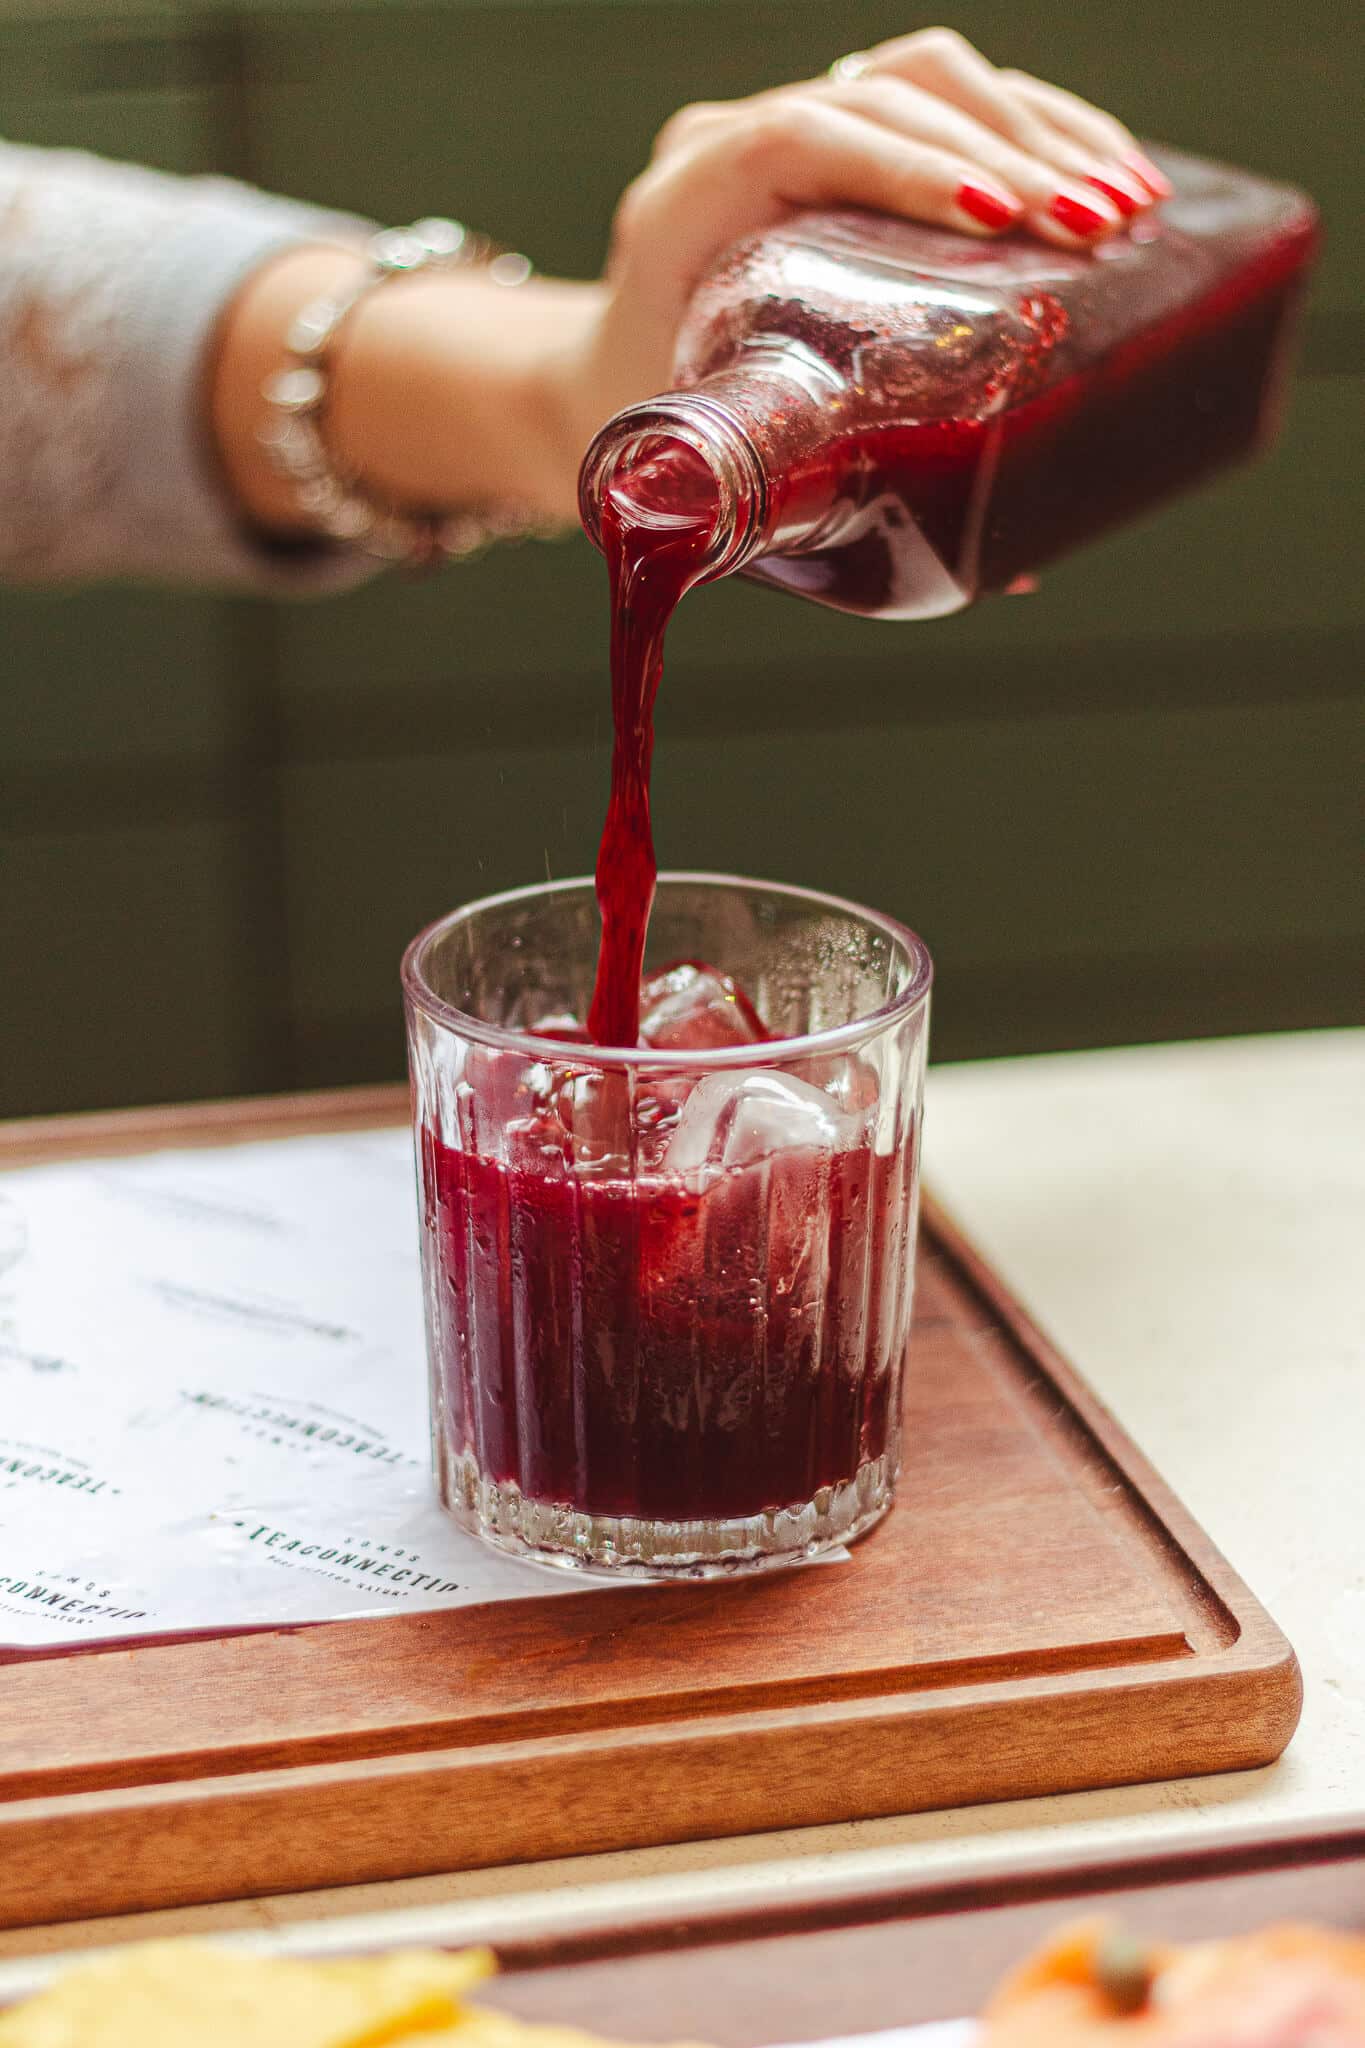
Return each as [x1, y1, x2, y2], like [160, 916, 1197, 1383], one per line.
[0, 1129, 623, 1647]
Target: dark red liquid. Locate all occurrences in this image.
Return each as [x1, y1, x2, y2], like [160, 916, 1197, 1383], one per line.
[586, 447, 723, 1046]
[423, 1106, 914, 1521]
[735, 232, 1314, 618]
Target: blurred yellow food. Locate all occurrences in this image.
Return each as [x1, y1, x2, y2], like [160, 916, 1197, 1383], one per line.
[0, 1941, 706, 2048]
[0, 1940, 495, 2047]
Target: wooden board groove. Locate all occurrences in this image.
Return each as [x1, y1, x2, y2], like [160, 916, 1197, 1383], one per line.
[0, 1625, 1198, 1807]
[0, 1086, 1301, 1930]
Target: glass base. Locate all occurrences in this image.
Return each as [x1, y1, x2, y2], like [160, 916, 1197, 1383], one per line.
[435, 1442, 896, 1579]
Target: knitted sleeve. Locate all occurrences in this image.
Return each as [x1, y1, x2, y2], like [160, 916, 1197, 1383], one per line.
[0, 140, 376, 592]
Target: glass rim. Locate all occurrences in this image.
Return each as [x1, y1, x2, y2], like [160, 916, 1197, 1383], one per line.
[401, 870, 933, 1071]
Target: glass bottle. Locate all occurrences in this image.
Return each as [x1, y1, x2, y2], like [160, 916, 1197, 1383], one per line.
[579, 147, 1317, 620]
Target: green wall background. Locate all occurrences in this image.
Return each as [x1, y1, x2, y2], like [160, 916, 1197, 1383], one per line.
[2, 0, 1361, 1115]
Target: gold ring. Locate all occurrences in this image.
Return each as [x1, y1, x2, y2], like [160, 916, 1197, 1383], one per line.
[828, 50, 873, 81]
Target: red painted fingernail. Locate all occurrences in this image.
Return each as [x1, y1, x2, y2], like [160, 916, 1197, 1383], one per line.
[956, 180, 1022, 230]
[1050, 189, 1114, 238]
[1123, 149, 1174, 199]
[1085, 169, 1144, 218]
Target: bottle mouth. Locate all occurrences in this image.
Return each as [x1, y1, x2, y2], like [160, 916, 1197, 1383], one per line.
[578, 396, 769, 576]
[604, 434, 724, 534]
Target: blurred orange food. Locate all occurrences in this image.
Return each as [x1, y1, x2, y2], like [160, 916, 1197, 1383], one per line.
[981, 1918, 1365, 2045]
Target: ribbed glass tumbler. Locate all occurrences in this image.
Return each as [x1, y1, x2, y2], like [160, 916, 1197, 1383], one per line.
[403, 873, 932, 1578]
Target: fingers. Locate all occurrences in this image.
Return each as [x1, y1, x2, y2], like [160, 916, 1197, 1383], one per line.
[855, 28, 1162, 217]
[636, 28, 1170, 306]
[651, 96, 1047, 242]
[612, 84, 1091, 349]
[804, 76, 1127, 246]
[657, 77, 1122, 247]
[999, 70, 1174, 198]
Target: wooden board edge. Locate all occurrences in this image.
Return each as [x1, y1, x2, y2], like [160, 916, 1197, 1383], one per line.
[0, 1084, 410, 1168]
[0, 1623, 1199, 1802]
[0, 1648, 1306, 1931]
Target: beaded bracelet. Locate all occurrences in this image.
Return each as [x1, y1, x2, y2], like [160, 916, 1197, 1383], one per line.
[258, 217, 556, 568]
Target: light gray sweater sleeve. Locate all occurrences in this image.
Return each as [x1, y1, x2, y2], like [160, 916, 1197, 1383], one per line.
[0, 140, 378, 592]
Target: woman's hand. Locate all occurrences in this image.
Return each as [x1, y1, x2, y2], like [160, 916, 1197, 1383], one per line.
[213, 31, 1166, 538]
[563, 30, 1169, 469]
[644, 30, 1166, 260]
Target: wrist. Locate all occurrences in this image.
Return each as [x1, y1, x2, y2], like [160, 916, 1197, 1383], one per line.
[211, 242, 369, 541]
[330, 269, 604, 528]
[211, 241, 605, 544]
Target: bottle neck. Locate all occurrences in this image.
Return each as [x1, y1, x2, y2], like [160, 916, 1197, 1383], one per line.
[578, 393, 770, 580]
[578, 361, 842, 580]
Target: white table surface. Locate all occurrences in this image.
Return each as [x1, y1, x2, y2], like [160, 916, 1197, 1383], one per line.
[2, 1027, 1361, 1966]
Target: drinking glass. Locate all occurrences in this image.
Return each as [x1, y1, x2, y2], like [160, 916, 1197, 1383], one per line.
[403, 873, 931, 1577]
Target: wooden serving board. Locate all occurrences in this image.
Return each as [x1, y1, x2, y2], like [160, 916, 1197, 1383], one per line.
[0, 1088, 1300, 1932]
